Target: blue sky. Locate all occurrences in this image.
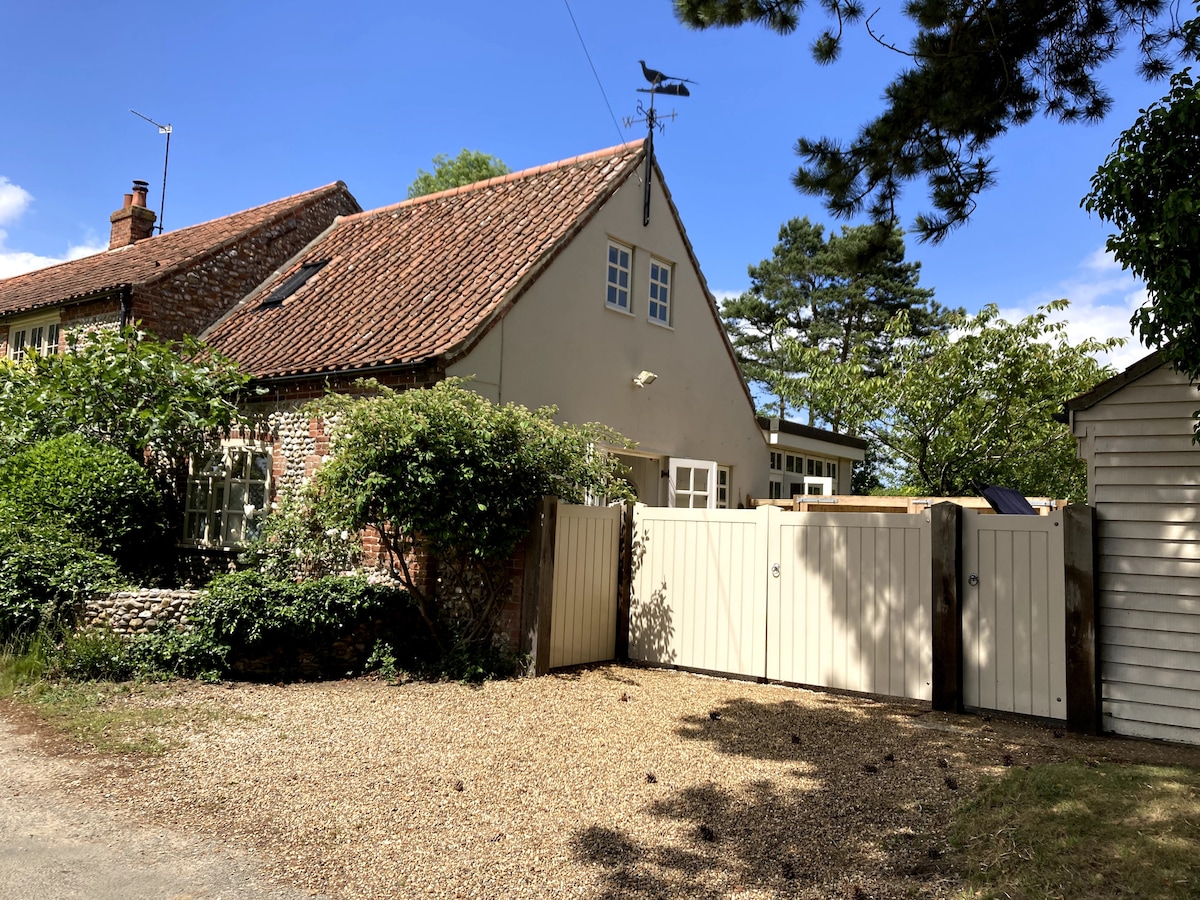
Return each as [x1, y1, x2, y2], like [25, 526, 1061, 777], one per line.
[0, 1, 1177, 370]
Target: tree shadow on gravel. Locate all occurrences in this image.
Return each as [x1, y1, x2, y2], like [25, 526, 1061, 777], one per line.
[570, 695, 997, 900]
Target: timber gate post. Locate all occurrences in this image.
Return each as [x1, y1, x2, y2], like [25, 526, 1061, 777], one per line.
[614, 501, 635, 660]
[1063, 504, 1100, 734]
[930, 502, 963, 712]
[521, 496, 558, 676]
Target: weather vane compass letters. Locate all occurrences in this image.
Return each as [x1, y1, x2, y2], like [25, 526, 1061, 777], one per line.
[625, 61, 695, 226]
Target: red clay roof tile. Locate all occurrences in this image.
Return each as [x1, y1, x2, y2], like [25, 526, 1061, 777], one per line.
[0, 183, 356, 318]
[203, 141, 646, 379]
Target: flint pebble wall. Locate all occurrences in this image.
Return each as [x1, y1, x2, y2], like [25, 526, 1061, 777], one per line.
[83, 589, 199, 635]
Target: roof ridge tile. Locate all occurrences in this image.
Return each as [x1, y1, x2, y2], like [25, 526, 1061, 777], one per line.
[337, 140, 645, 226]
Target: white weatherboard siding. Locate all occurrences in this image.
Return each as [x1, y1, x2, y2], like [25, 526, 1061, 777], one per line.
[1073, 363, 1200, 744]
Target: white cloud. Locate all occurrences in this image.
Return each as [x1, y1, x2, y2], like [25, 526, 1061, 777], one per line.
[997, 247, 1151, 373]
[0, 177, 33, 225]
[0, 177, 105, 279]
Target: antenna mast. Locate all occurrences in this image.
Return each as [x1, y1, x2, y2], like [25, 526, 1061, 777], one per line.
[130, 110, 172, 234]
[625, 62, 694, 226]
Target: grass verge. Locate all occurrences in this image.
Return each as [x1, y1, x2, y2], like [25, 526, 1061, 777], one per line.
[1, 632, 225, 755]
[951, 761, 1200, 899]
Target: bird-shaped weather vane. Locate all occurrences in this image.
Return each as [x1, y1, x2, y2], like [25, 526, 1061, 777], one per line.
[625, 60, 696, 226]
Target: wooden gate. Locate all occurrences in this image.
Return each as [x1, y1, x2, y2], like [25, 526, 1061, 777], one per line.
[548, 504, 623, 669]
[767, 511, 932, 700]
[629, 505, 932, 700]
[962, 509, 1068, 720]
[627, 507, 769, 677]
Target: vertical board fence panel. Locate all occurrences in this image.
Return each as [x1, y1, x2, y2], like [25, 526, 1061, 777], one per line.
[767, 512, 932, 700]
[549, 504, 622, 669]
[628, 506, 769, 677]
[962, 510, 1068, 719]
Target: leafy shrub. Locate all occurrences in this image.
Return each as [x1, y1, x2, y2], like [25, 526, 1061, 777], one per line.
[313, 379, 632, 658]
[0, 515, 122, 640]
[186, 572, 415, 678]
[0, 434, 165, 571]
[238, 488, 362, 580]
[125, 630, 225, 682]
[49, 629, 139, 682]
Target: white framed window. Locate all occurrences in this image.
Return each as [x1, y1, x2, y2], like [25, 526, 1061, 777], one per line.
[768, 477, 783, 500]
[716, 466, 730, 508]
[606, 241, 632, 313]
[6, 313, 61, 362]
[769, 451, 782, 472]
[804, 476, 834, 496]
[668, 457, 717, 509]
[648, 257, 672, 325]
[184, 441, 272, 547]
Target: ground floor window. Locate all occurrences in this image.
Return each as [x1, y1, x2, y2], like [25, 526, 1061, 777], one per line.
[716, 466, 730, 508]
[6, 313, 61, 362]
[668, 458, 718, 509]
[184, 441, 272, 547]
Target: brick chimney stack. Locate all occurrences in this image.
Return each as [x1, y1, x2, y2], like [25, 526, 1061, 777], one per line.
[109, 179, 157, 248]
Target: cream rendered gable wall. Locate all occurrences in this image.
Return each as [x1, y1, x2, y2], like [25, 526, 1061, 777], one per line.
[447, 165, 767, 507]
[1072, 362, 1200, 745]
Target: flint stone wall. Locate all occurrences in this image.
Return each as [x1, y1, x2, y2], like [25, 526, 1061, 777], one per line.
[84, 589, 199, 635]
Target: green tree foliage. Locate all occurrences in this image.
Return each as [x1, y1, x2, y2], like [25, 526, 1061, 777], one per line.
[0, 326, 252, 522]
[238, 487, 363, 582]
[187, 571, 413, 679]
[312, 380, 632, 655]
[673, 0, 1195, 241]
[721, 218, 956, 422]
[0, 435, 164, 571]
[407, 149, 512, 199]
[785, 301, 1120, 498]
[1084, 63, 1200, 385]
[0, 514, 122, 640]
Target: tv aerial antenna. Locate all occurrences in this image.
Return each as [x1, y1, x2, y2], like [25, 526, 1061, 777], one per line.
[624, 61, 694, 226]
[129, 109, 172, 234]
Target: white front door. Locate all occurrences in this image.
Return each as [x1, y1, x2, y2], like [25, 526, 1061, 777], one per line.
[667, 458, 718, 508]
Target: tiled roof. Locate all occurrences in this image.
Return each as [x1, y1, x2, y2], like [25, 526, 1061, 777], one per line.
[202, 141, 647, 379]
[0, 183, 355, 318]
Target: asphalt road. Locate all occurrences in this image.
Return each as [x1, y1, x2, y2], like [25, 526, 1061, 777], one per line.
[0, 716, 318, 900]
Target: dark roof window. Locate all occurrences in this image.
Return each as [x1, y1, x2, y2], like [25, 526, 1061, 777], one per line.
[258, 259, 329, 308]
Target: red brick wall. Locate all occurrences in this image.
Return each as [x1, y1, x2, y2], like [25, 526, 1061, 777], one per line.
[130, 189, 360, 340]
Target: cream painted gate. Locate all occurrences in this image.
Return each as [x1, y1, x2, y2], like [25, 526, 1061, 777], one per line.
[628, 505, 932, 699]
[628, 507, 769, 677]
[767, 511, 932, 700]
[962, 509, 1068, 719]
[549, 504, 623, 669]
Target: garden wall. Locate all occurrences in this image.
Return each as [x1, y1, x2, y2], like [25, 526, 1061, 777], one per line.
[83, 588, 199, 635]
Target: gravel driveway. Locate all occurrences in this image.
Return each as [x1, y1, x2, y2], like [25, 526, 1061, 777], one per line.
[5, 664, 1198, 899]
[0, 714, 321, 900]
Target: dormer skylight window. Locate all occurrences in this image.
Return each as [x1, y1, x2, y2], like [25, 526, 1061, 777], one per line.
[258, 259, 329, 308]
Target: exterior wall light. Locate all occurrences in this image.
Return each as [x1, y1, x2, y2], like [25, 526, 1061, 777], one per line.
[633, 370, 658, 388]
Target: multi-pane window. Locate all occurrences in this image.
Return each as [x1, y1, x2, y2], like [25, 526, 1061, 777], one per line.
[672, 465, 710, 508]
[769, 452, 782, 471]
[606, 241, 632, 312]
[184, 443, 272, 547]
[648, 258, 671, 325]
[768, 478, 783, 500]
[716, 466, 730, 508]
[7, 317, 61, 361]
